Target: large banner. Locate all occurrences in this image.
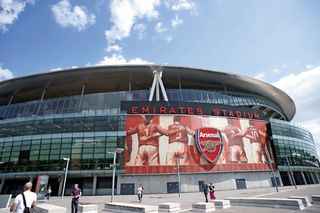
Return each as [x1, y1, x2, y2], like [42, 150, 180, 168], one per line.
[35, 175, 49, 200]
[124, 115, 275, 174]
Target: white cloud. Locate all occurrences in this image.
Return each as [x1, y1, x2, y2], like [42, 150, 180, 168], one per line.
[154, 22, 167, 33]
[271, 64, 287, 74]
[171, 0, 194, 11]
[254, 72, 265, 81]
[0, 0, 34, 32]
[305, 64, 314, 69]
[50, 67, 63, 72]
[133, 23, 146, 39]
[272, 68, 279, 74]
[165, 36, 172, 42]
[105, 0, 160, 43]
[97, 54, 152, 65]
[273, 66, 320, 156]
[0, 65, 14, 80]
[49, 66, 78, 72]
[51, 0, 96, 31]
[106, 44, 122, 52]
[171, 14, 183, 28]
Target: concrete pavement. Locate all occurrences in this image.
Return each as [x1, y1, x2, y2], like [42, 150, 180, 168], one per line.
[40, 184, 320, 212]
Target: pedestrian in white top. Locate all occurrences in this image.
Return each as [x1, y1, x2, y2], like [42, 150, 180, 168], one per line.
[10, 182, 37, 213]
[137, 184, 144, 202]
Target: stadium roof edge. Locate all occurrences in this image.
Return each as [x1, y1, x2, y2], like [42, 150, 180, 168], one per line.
[0, 65, 295, 121]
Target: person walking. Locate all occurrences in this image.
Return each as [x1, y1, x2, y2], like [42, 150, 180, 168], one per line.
[10, 182, 37, 213]
[137, 184, 144, 202]
[46, 186, 52, 202]
[209, 183, 216, 200]
[71, 184, 82, 213]
[202, 181, 209, 203]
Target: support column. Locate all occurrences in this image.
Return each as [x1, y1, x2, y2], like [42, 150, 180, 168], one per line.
[128, 80, 132, 92]
[313, 172, 320, 184]
[58, 176, 63, 196]
[8, 95, 14, 105]
[287, 171, 294, 186]
[300, 171, 307, 185]
[148, 70, 168, 101]
[35, 87, 47, 116]
[29, 176, 34, 183]
[178, 81, 183, 101]
[2, 94, 15, 119]
[92, 175, 97, 195]
[0, 176, 5, 194]
[77, 83, 86, 112]
[309, 172, 316, 184]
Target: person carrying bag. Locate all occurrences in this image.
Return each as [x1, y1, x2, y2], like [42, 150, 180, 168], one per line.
[22, 193, 32, 213]
[10, 182, 37, 213]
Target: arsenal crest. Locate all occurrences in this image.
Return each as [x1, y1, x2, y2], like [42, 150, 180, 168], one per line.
[195, 127, 223, 163]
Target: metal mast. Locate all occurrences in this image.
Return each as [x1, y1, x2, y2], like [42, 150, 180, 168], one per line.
[148, 69, 169, 101]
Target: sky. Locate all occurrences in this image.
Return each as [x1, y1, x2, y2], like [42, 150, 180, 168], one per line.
[0, 0, 320, 156]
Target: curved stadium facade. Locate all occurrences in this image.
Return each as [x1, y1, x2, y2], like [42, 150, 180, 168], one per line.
[0, 65, 319, 196]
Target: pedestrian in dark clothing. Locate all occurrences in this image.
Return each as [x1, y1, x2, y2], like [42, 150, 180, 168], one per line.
[71, 184, 82, 213]
[46, 186, 52, 202]
[202, 181, 209, 202]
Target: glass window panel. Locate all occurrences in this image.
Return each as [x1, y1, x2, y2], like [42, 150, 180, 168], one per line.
[49, 155, 60, 160]
[51, 143, 61, 149]
[39, 155, 49, 160]
[62, 138, 72, 143]
[32, 139, 41, 144]
[40, 150, 50, 155]
[82, 153, 93, 159]
[21, 144, 30, 151]
[32, 144, 41, 149]
[94, 153, 105, 159]
[71, 153, 81, 159]
[29, 155, 38, 161]
[13, 141, 22, 146]
[22, 140, 31, 145]
[50, 149, 60, 154]
[1, 152, 10, 157]
[71, 148, 81, 154]
[60, 149, 71, 155]
[11, 146, 21, 151]
[61, 143, 71, 149]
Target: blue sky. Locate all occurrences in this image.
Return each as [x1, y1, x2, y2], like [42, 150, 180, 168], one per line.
[0, 0, 320, 154]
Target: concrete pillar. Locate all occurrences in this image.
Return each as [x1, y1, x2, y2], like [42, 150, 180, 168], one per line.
[309, 172, 316, 184]
[300, 171, 307, 185]
[312, 172, 320, 184]
[287, 171, 294, 186]
[0, 176, 5, 193]
[29, 176, 34, 183]
[58, 176, 63, 196]
[92, 175, 97, 195]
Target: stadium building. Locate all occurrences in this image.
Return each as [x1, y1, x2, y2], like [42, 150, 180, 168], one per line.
[0, 65, 319, 196]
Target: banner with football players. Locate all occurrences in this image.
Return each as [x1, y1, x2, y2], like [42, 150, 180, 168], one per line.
[124, 115, 275, 174]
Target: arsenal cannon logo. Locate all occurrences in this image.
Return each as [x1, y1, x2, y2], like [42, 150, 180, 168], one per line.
[195, 127, 223, 163]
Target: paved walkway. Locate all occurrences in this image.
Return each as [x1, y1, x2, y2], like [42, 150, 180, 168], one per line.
[44, 184, 320, 212]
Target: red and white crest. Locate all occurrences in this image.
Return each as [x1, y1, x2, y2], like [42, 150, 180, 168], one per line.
[195, 127, 223, 163]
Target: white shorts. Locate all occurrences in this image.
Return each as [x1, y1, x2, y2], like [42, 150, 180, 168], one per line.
[230, 145, 247, 163]
[251, 142, 262, 163]
[166, 142, 188, 165]
[135, 145, 159, 166]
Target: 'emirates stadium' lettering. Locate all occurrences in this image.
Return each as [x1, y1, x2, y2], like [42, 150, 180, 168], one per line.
[130, 106, 261, 119]
[199, 132, 219, 138]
